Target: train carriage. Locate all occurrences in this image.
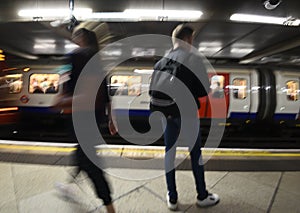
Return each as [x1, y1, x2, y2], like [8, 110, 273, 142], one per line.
[0, 63, 299, 137]
[0, 64, 70, 125]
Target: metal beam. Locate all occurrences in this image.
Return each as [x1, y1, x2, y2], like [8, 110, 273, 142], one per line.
[240, 35, 300, 64]
[0, 44, 38, 60]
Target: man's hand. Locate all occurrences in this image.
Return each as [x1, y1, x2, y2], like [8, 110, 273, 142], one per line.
[108, 119, 117, 135]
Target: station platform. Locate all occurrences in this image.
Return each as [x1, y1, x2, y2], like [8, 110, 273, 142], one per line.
[1, 161, 300, 213]
[0, 140, 299, 212]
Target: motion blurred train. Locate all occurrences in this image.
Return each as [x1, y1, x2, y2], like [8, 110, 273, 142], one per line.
[0, 63, 299, 133]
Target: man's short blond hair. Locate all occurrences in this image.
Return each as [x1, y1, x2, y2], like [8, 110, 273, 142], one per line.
[171, 24, 194, 46]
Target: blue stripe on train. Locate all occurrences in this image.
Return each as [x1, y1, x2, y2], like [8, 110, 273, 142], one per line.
[229, 112, 257, 119]
[116, 110, 261, 119]
[19, 107, 60, 114]
[273, 113, 297, 120]
[117, 110, 259, 120]
[114, 109, 151, 117]
[230, 112, 297, 120]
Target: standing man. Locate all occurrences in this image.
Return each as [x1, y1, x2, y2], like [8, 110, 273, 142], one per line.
[150, 24, 220, 210]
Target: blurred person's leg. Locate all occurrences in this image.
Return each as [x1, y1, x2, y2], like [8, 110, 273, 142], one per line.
[77, 147, 114, 212]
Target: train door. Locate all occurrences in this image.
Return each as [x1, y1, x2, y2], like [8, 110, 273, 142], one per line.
[228, 72, 251, 120]
[108, 71, 152, 133]
[274, 71, 300, 121]
[199, 73, 229, 120]
[0, 72, 23, 124]
[108, 72, 152, 117]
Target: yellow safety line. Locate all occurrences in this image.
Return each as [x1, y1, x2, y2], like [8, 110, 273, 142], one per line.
[0, 144, 76, 152]
[99, 149, 300, 157]
[205, 152, 300, 157]
[0, 144, 300, 157]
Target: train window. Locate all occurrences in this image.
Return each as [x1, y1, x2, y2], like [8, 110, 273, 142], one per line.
[0, 74, 23, 94]
[29, 74, 59, 94]
[210, 75, 224, 98]
[109, 75, 141, 96]
[233, 78, 247, 99]
[286, 80, 299, 101]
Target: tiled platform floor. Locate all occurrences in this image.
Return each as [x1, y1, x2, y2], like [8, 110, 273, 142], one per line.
[0, 162, 299, 213]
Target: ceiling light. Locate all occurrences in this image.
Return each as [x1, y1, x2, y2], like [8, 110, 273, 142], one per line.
[124, 9, 202, 21]
[87, 12, 139, 21]
[199, 47, 222, 52]
[18, 8, 92, 19]
[132, 48, 155, 57]
[230, 13, 300, 26]
[133, 69, 154, 74]
[34, 44, 56, 49]
[88, 9, 202, 21]
[101, 49, 122, 57]
[64, 43, 79, 49]
[230, 48, 254, 54]
[35, 39, 55, 43]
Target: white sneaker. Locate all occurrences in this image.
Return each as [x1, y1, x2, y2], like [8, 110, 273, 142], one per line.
[196, 193, 220, 207]
[166, 193, 178, 211]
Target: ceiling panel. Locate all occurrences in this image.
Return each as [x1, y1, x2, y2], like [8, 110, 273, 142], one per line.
[0, 0, 300, 67]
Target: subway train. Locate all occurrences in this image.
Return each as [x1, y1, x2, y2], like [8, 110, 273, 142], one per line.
[0, 62, 299, 140]
[108, 65, 300, 140]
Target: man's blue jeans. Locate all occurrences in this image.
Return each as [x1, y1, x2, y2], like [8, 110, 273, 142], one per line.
[162, 116, 208, 201]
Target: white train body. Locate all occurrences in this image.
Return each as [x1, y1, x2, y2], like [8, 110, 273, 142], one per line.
[0, 65, 299, 128]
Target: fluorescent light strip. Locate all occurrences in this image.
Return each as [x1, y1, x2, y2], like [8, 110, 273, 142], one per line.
[89, 9, 202, 21]
[18, 8, 202, 21]
[124, 9, 202, 20]
[87, 12, 139, 20]
[230, 48, 254, 54]
[134, 69, 154, 74]
[35, 39, 56, 43]
[64, 43, 79, 49]
[198, 47, 222, 52]
[34, 44, 56, 49]
[18, 8, 92, 18]
[230, 13, 300, 26]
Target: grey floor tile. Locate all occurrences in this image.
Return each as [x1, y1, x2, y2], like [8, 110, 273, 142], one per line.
[213, 172, 275, 211]
[112, 187, 179, 213]
[270, 188, 300, 213]
[11, 163, 44, 176]
[13, 165, 72, 201]
[0, 171, 16, 206]
[107, 172, 150, 200]
[279, 172, 300, 196]
[11, 163, 62, 176]
[232, 172, 281, 188]
[204, 171, 228, 188]
[105, 168, 165, 181]
[0, 199, 18, 213]
[0, 162, 12, 179]
[19, 189, 94, 213]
